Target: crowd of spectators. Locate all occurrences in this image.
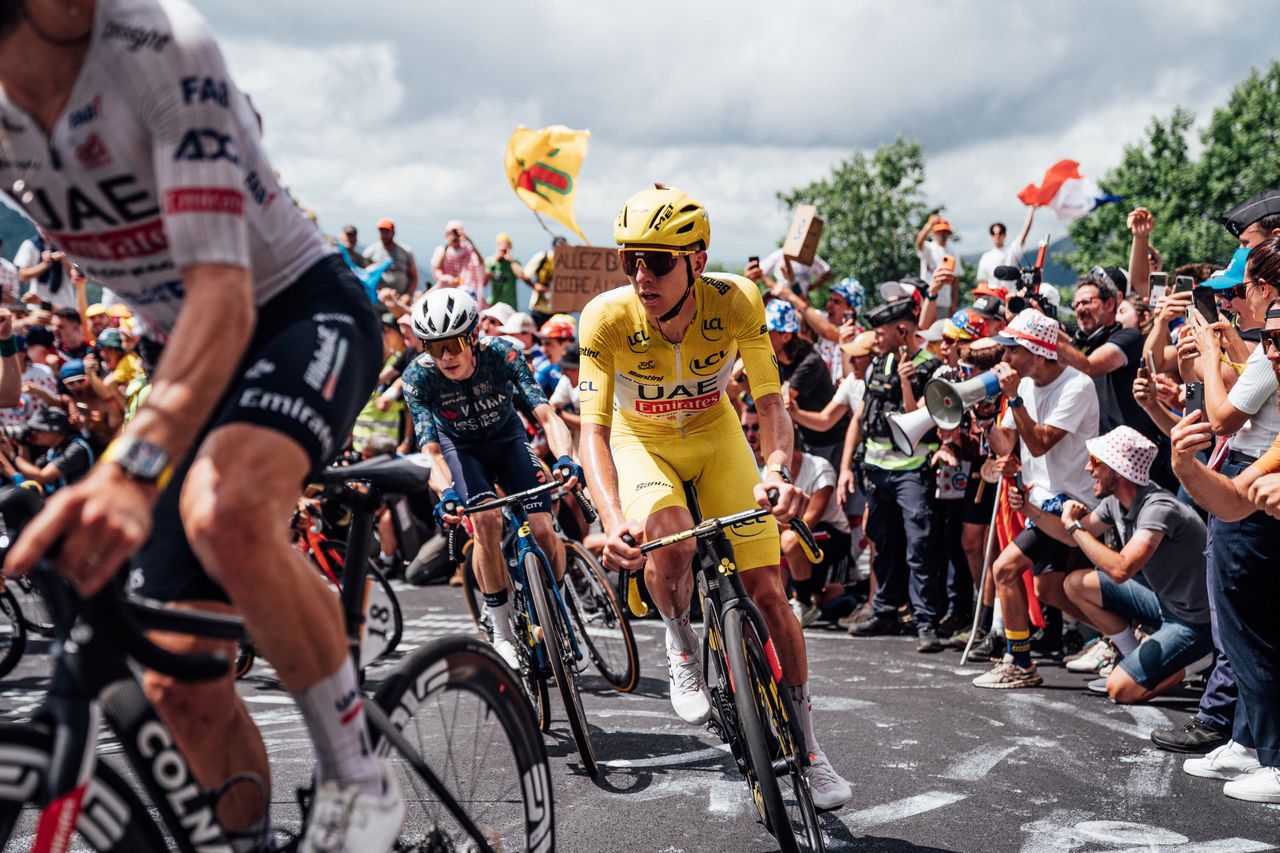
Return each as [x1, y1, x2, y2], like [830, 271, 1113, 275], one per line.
[5, 186, 1278, 805]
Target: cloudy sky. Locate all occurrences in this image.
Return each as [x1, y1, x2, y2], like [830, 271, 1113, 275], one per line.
[200, 1, 1274, 273]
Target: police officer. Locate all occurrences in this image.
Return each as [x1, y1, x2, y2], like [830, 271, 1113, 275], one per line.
[845, 295, 948, 652]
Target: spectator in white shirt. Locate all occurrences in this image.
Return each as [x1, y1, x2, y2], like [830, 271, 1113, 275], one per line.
[758, 248, 831, 296]
[976, 209, 1036, 286]
[915, 215, 963, 313]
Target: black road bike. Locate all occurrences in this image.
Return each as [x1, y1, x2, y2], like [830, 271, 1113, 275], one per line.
[618, 483, 827, 853]
[0, 454, 554, 852]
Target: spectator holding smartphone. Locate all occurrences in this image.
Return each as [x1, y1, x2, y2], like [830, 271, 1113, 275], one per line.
[915, 214, 963, 312]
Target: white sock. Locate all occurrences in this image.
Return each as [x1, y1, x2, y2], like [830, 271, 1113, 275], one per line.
[1108, 629, 1139, 657]
[490, 599, 517, 643]
[788, 682, 820, 756]
[293, 659, 384, 795]
[991, 598, 1004, 636]
[661, 606, 698, 655]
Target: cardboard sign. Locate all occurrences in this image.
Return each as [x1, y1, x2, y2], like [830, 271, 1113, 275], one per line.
[550, 245, 630, 312]
[782, 204, 824, 266]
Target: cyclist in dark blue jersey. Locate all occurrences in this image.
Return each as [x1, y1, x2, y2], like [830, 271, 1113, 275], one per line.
[403, 289, 581, 669]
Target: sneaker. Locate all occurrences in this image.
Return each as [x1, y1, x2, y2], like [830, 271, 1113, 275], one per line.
[936, 611, 967, 639]
[667, 647, 712, 725]
[1223, 766, 1280, 803]
[301, 768, 405, 853]
[492, 637, 521, 672]
[848, 611, 900, 637]
[1085, 676, 1110, 695]
[790, 598, 805, 623]
[1097, 662, 1116, 677]
[798, 603, 820, 628]
[1065, 638, 1116, 673]
[837, 601, 873, 630]
[972, 657, 1042, 689]
[804, 750, 853, 810]
[1184, 741, 1261, 780]
[952, 626, 984, 649]
[965, 629, 1004, 663]
[1151, 717, 1230, 754]
[915, 628, 944, 654]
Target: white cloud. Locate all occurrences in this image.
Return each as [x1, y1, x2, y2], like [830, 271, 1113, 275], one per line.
[200, 0, 1275, 277]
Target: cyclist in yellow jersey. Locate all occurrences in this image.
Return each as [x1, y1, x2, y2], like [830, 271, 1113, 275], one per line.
[580, 185, 853, 809]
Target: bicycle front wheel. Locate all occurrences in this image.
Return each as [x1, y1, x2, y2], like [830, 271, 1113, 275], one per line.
[562, 541, 639, 693]
[373, 635, 555, 853]
[525, 551, 597, 778]
[11, 576, 53, 637]
[724, 607, 824, 853]
[0, 722, 168, 851]
[0, 588, 26, 680]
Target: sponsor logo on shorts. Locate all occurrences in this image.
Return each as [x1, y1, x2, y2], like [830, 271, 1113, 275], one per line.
[635, 480, 667, 491]
[238, 388, 334, 457]
[304, 326, 348, 401]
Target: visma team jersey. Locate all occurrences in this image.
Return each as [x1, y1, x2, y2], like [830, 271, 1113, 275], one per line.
[401, 336, 549, 446]
[577, 274, 781, 436]
[0, 0, 330, 337]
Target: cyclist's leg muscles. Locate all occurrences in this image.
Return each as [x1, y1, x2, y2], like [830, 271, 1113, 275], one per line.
[610, 436, 695, 619]
[498, 438, 564, 582]
[438, 432, 507, 595]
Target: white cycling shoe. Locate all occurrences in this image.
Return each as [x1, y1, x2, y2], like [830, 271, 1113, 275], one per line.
[667, 646, 712, 726]
[805, 750, 854, 810]
[492, 637, 522, 672]
[301, 768, 406, 853]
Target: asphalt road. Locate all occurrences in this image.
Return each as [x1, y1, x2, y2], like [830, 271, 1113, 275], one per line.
[2, 579, 1278, 853]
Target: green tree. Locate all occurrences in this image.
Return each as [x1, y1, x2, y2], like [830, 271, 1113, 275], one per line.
[1066, 61, 1280, 273]
[778, 137, 930, 308]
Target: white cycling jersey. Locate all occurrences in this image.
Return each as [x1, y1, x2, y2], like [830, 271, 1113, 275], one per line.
[0, 0, 331, 337]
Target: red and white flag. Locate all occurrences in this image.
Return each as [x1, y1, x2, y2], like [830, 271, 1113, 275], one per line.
[1018, 159, 1109, 221]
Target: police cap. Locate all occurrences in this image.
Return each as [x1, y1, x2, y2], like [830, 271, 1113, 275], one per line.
[867, 297, 916, 328]
[1220, 189, 1280, 238]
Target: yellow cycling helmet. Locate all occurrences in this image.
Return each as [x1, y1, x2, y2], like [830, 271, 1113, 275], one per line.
[614, 184, 710, 250]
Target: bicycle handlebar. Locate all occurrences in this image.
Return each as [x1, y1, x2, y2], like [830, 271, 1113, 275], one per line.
[631, 488, 825, 562]
[32, 562, 233, 682]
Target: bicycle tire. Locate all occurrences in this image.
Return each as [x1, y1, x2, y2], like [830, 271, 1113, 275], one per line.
[524, 551, 597, 778]
[0, 588, 26, 680]
[464, 549, 552, 733]
[0, 722, 168, 851]
[373, 635, 555, 853]
[11, 575, 54, 638]
[234, 640, 256, 680]
[315, 540, 404, 660]
[562, 541, 639, 693]
[724, 607, 824, 853]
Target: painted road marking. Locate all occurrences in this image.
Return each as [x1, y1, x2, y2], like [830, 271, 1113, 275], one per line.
[1006, 692, 1149, 739]
[837, 791, 967, 833]
[599, 743, 732, 769]
[941, 742, 1020, 781]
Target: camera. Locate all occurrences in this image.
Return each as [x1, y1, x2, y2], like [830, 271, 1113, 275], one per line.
[1, 426, 27, 443]
[995, 264, 1057, 320]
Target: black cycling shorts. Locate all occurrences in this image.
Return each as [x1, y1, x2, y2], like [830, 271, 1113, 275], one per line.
[962, 471, 999, 526]
[437, 421, 552, 516]
[130, 255, 382, 603]
[1013, 525, 1092, 576]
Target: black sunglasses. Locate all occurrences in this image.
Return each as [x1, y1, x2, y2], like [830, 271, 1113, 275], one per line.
[618, 248, 693, 278]
[1261, 328, 1280, 355]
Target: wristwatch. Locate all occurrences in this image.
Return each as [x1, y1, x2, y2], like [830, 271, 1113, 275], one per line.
[1066, 520, 1086, 537]
[102, 436, 174, 489]
[765, 463, 793, 484]
[1007, 396, 1024, 409]
[925, 293, 938, 302]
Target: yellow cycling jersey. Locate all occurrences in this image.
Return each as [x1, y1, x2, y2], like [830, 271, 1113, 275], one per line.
[577, 273, 782, 436]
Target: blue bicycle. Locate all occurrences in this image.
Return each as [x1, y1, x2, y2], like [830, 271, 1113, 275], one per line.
[448, 479, 600, 778]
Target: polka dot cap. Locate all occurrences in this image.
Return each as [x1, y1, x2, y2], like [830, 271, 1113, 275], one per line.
[1085, 426, 1158, 487]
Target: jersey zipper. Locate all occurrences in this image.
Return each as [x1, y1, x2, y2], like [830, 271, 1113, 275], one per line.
[673, 340, 685, 438]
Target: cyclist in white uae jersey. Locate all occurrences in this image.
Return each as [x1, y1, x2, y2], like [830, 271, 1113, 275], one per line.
[0, 1, 400, 850]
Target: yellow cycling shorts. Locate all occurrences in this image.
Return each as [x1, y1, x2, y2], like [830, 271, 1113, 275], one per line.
[610, 406, 780, 572]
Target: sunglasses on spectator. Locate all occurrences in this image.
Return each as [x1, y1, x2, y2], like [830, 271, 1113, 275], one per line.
[1260, 328, 1280, 355]
[424, 336, 471, 361]
[1071, 296, 1100, 310]
[741, 423, 760, 433]
[618, 248, 694, 277]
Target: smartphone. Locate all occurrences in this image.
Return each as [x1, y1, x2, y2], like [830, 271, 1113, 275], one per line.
[747, 255, 759, 265]
[1149, 272, 1168, 291]
[939, 256, 956, 274]
[1192, 286, 1219, 323]
[1144, 352, 1157, 377]
[843, 310, 854, 324]
[1174, 275, 1195, 294]
[1184, 381, 1206, 418]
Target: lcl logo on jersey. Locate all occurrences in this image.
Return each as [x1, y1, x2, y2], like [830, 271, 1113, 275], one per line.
[701, 317, 724, 342]
[689, 349, 727, 376]
[626, 328, 651, 354]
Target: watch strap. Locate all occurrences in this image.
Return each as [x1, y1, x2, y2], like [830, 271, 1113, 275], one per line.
[103, 437, 175, 490]
[766, 463, 793, 484]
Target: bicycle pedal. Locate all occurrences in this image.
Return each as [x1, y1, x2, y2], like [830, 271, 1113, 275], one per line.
[771, 758, 790, 777]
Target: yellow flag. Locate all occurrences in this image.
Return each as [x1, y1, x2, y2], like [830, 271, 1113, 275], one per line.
[504, 125, 590, 244]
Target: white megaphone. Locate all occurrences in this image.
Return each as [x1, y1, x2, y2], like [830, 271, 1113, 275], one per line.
[924, 371, 1002, 430]
[888, 406, 938, 455]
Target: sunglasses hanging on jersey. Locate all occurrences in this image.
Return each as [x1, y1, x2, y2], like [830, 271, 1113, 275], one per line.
[618, 248, 695, 277]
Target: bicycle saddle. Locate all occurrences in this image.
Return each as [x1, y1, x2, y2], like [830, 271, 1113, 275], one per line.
[318, 453, 432, 494]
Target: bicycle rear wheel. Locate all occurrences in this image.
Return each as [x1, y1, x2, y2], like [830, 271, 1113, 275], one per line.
[464, 556, 552, 732]
[724, 607, 824, 853]
[0, 723, 168, 851]
[316, 540, 404, 661]
[0, 588, 26, 680]
[562, 541, 639, 693]
[525, 551, 597, 778]
[373, 635, 555, 853]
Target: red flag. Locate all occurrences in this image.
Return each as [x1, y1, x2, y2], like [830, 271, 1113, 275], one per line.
[1018, 159, 1083, 207]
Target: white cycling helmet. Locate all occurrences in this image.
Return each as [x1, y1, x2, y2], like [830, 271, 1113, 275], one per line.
[411, 288, 479, 342]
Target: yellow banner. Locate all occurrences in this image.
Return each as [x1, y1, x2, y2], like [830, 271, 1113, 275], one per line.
[504, 125, 590, 244]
